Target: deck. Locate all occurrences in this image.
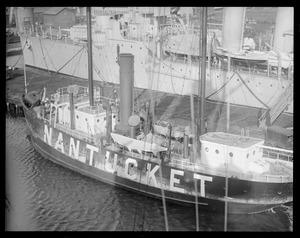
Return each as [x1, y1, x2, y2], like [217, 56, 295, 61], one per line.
[6, 56, 293, 142]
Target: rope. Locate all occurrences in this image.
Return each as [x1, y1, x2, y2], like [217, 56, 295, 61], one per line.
[38, 38, 53, 76]
[41, 40, 58, 72]
[206, 70, 235, 99]
[235, 71, 270, 109]
[206, 70, 270, 109]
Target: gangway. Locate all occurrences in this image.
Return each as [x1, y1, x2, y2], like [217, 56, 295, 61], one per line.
[259, 81, 293, 127]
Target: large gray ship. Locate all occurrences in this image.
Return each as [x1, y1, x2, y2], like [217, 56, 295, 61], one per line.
[16, 7, 293, 128]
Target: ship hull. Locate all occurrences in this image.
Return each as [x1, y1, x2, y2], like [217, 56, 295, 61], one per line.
[21, 97, 293, 215]
[20, 35, 293, 114]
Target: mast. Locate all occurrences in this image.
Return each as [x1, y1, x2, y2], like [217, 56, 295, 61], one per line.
[197, 7, 207, 141]
[87, 7, 94, 106]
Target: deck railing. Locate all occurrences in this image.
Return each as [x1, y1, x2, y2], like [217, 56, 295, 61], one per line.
[55, 123, 96, 144]
[259, 145, 293, 162]
[169, 155, 292, 183]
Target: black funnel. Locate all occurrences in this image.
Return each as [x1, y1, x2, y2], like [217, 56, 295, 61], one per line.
[115, 53, 134, 136]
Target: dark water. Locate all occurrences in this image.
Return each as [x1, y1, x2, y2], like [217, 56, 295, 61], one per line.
[5, 114, 293, 231]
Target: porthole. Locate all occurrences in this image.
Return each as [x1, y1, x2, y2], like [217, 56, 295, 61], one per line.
[270, 84, 272, 87]
[237, 78, 239, 81]
[248, 81, 250, 83]
[140, 47, 142, 50]
[131, 45, 133, 48]
[113, 115, 116, 118]
[259, 82, 261, 85]
[215, 149, 219, 154]
[104, 117, 106, 121]
[247, 154, 249, 158]
[205, 147, 209, 152]
[76, 115, 79, 119]
[253, 150, 255, 155]
[229, 152, 233, 157]
[97, 119, 100, 123]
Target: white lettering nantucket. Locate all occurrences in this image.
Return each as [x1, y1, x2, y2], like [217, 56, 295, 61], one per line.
[69, 137, 80, 159]
[146, 163, 159, 187]
[125, 158, 138, 180]
[170, 169, 184, 193]
[86, 144, 99, 166]
[193, 174, 213, 197]
[54, 132, 65, 153]
[44, 124, 52, 145]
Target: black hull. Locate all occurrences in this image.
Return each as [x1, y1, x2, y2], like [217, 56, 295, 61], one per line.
[21, 97, 293, 214]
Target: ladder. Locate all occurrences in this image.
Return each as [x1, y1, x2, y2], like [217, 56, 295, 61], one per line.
[259, 81, 293, 127]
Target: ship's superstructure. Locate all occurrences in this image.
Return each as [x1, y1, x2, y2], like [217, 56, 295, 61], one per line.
[17, 7, 293, 125]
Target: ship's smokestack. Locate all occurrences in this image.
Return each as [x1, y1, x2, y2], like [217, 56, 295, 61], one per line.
[115, 53, 134, 136]
[222, 7, 245, 52]
[273, 7, 293, 53]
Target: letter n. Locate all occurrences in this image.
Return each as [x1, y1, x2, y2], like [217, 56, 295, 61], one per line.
[44, 124, 52, 145]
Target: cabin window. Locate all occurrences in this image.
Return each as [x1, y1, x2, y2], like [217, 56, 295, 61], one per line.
[229, 152, 233, 157]
[104, 117, 106, 121]
[205, 147, 209, 152]
[246, 153, 249, 158]
[131, 45, 133, 48]
[253, 150, 255, 155]
[215, 149, 219, 154]
[76, 115, 79, 119]
[113, 115, 116, 118]
[97, 119, 100, 123]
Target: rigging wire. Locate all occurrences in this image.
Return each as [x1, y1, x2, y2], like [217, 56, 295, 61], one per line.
[71, 45, 85, 76]
[52, 46, 85, 77]
[41, 38, 59, 71]
[38, 37, 53, 76]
